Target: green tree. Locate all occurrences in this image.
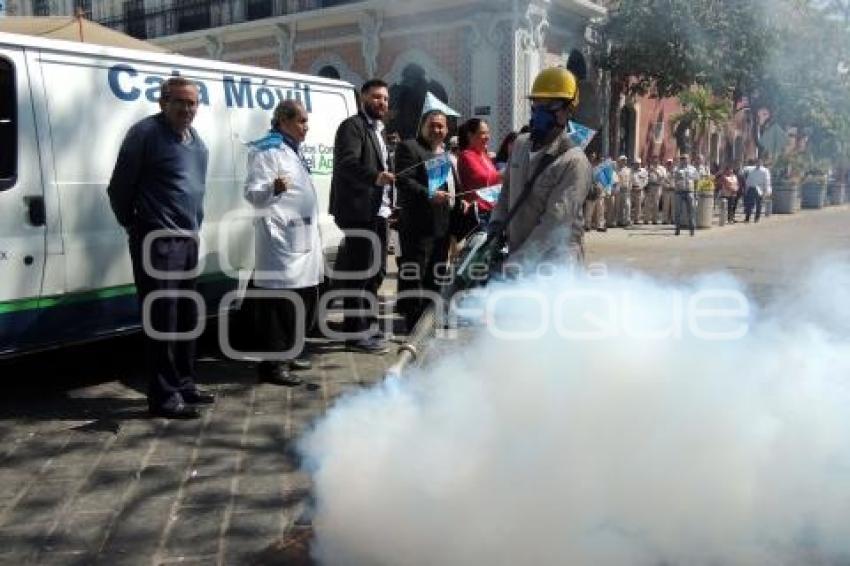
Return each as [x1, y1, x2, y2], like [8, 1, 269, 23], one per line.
[591, 0, 773, 154]
[593, 0, 773, 100]
[670, 86, 732, 157]
[753, 1, 850, 166]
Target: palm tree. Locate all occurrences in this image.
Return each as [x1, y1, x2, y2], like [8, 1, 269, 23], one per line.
[670, 86, 731, 158]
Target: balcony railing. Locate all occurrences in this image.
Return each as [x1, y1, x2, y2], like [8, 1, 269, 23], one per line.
[97, 0, 359, 39]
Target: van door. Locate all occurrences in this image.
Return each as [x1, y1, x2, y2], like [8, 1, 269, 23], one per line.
[0, 47, 47, 355]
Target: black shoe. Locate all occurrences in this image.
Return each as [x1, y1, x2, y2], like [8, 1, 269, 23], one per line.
[149, 402, 200, 419]
[182, 387, 215, 405]
[597, 228, 606, 232]
[258, 362, 302, 386]
[346, 336, 389, 354]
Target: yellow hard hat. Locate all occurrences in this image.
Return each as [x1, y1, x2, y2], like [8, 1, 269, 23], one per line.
[529, 67, 579, 107]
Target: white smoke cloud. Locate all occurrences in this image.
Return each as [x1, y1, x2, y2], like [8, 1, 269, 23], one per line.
[299, 261, 850, 566]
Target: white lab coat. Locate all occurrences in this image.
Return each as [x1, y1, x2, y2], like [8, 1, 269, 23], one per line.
[243, 141, 323, 289]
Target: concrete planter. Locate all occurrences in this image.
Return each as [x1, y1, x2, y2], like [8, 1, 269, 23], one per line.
[801, 177, 827, 209]
[696, 192, 714, 228]
[827, 182, 845, 205]
[772, 181, 798, 214]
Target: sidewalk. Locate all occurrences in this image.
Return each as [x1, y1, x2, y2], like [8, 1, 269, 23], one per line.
[0, 270, 404, 565]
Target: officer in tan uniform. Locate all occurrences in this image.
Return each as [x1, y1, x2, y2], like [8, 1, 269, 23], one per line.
[490, 67, 592, 264]
[661, 158, 676, 224]
[645, 155, 667, 224]
[630, 157, 648, 224]
[615, 155, 632, 226]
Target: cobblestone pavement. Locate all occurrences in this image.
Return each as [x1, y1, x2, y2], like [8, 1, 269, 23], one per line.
[2, 205, 849, 565]
[0, 305, 400, 565]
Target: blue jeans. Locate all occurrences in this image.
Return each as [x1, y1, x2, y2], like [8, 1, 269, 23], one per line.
[743, 187, 762, 221]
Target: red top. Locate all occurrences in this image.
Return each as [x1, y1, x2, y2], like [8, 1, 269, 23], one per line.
[458, 148, 502, 212]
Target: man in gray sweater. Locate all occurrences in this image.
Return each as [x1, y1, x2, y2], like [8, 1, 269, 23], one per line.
[107, 77, 211, 419]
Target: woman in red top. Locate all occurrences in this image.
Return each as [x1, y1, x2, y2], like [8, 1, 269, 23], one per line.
[457, 119, 503, 225]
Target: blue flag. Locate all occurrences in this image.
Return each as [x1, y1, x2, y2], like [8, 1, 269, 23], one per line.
[594, 160, 616, 193]
[567, 120, 597, 150]
[476, 184, 502, 206]
[425, 154, 452, 197]
[422, 92, 461, 117]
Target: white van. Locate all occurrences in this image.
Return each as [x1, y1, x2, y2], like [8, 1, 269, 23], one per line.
[0, 31, 357, 357]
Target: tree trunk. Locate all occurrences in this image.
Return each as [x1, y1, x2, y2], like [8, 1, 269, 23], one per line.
[608, 75, 626, 158]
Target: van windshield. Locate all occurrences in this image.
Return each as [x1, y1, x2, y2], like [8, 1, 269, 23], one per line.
[0, 57, 16, 190]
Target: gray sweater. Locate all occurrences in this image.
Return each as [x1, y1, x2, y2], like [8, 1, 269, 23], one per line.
[107, 113, 208, 232]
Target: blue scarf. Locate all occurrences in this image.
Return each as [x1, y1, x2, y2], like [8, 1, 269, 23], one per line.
[248, 129, 311, 173]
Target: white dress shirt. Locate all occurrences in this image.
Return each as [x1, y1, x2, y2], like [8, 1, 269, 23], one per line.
[364, 114, 392, 219]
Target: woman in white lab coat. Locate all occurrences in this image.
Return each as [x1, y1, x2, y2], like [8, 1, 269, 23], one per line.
[244, 100, 322, 386]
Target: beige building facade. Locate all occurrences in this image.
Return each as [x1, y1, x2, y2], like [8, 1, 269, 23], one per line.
[7, 0, 606, 145]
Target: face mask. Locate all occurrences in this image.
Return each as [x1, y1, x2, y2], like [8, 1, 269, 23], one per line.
[529, 106, 557, 143]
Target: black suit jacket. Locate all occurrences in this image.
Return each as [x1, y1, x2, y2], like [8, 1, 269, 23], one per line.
[394, 138, 455, 238]
[329, 113, 386, 227]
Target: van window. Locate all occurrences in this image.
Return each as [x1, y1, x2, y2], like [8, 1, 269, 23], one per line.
[0, 58, 16, 191]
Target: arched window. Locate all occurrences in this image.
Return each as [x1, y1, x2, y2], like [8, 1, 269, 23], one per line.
[618, 105, 636, 158]
[388, 63, 449, 140]
[317, 65, 341, 80]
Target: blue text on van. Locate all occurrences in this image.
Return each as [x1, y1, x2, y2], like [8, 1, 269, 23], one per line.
[108, 64, 313, 112]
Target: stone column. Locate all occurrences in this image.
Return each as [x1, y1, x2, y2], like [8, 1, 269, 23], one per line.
[358, 9, 382, 79]
[468, 13, 511, 147]
[275, 22, 295, 71]
[513, 0, 549, 132]
[230, 0, 244, 24]
[205, 34, 224, 60]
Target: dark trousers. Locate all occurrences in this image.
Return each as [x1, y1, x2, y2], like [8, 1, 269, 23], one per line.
[333, 217, 388, 336]
[675, 191, 695, 235]
[724, 195, 739, 221]
[744, 187, 763, 221]
[129, 229, 200, 410]
[253, 285, 318, 361]
[397, 232, 450, 331]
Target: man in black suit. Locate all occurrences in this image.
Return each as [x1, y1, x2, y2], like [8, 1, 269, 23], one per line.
[329, 79, 395, 353]
[394, 110, 459, 331]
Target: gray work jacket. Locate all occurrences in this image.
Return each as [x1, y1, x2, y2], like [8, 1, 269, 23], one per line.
[491, 131, 592, 264]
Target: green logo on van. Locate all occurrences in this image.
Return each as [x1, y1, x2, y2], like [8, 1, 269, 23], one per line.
[302, 144, 333, 176]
